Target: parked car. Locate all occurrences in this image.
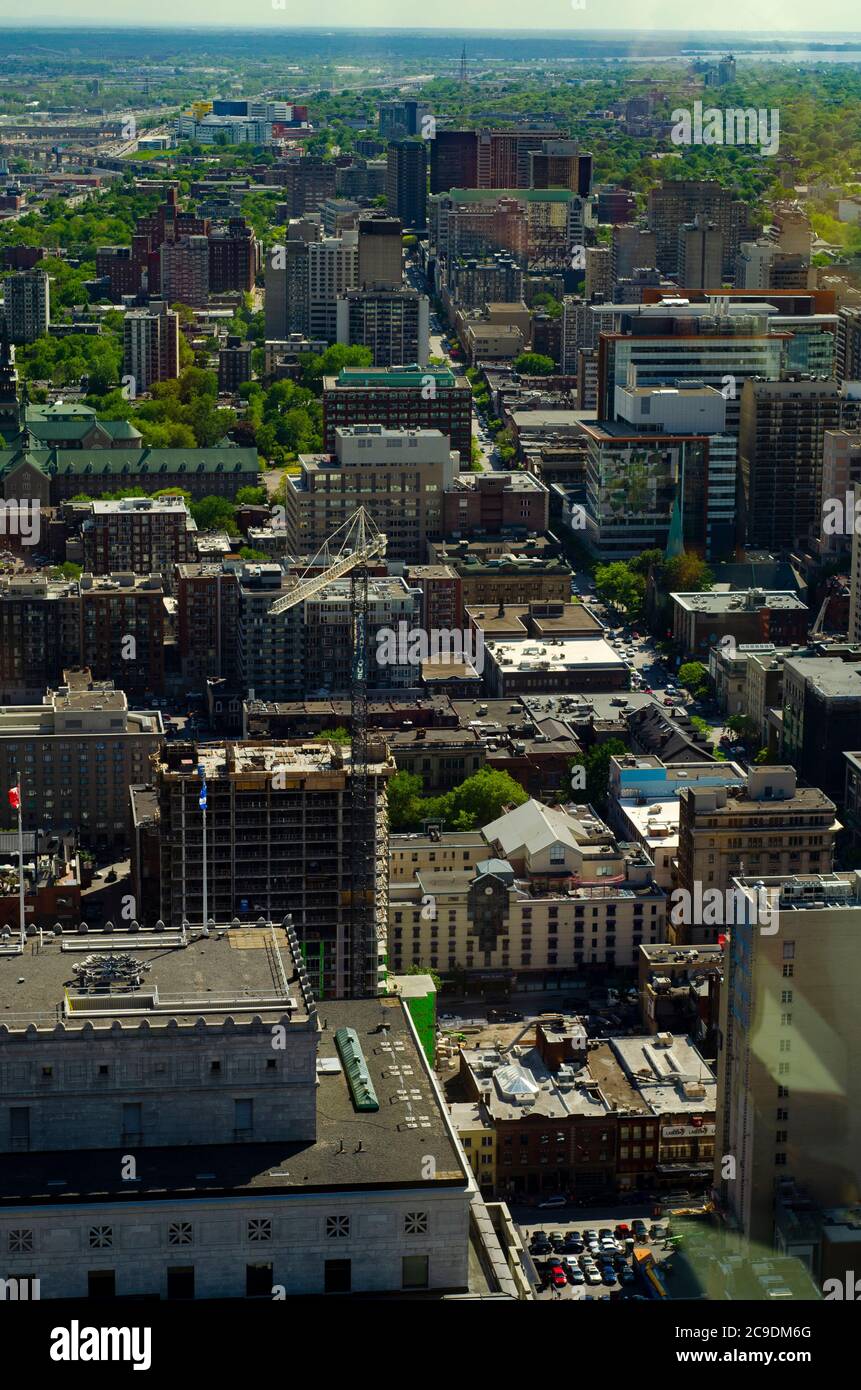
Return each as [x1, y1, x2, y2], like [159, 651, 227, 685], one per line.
[631, 1220, 648, 1239]
[614, 1223, 630, 1238]
[539, 1194, 567, 1209]
[584, 1269, 602, 1286]
[567, 1267, 585, 1286]
[549, 1264, 568, 1289]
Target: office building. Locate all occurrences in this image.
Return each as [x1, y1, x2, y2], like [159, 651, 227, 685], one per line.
[279, 156, 338, 216]
[0, 917, 503, 1299]
[155, 740, 393, 998]
[837, 306, 861, 386]
[716, 872, 861, 1248]
[611, 225, 657, 284]
[429, 128, 565, 195]
[585, 246, 612, 302]
[677, 216, 724, 290]
[378, 98, 431, 139]
[123, 302, 180, 393]
[528, 140, 592, 197]
[286, 426, 457, 562]
[429, 536, 572, 608]
[670, 588, 809, 658]
[336, 287, 429, 368]
[356, 211, 403, 291]
[264, 239, 310, 339]
[322, 365, 472, 459]
[386, 140, 427, 231]
[3, 268, 50, 344]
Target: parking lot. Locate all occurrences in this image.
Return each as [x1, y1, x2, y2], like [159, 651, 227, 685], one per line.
[512, 1201, 681, 1302]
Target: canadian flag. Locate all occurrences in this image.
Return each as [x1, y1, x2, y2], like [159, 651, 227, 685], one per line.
[8, 785, 20, 811]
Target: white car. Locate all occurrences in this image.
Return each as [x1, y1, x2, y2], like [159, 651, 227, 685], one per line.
[584, 1269, 602, 1286]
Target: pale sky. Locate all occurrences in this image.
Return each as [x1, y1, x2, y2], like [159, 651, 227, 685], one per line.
[2, 2, 860, 35]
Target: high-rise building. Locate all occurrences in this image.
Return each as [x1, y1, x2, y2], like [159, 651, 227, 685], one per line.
[160, 233, 209, 307]
[3, 268, 50, 344]
[386, 140, 427, 231]
[429, 128, 564, 194]
[735, 239, 809, 292]
[739, 374, 847, 550]
[0, 573, 82, 702]
[208, 217, 259, 293]
[81, 496, 197, 595]
[79, 572, 166, 697]
[648, 179, 752, 278]
[156, 739, 394, 997]
[336, 287, 429, 368]
[308, 233, 358, 341]
[357, 211, 403, 290]
[378, 98, 431, 139]
[782, 653, 861, 799]
[715, 871, 861, 1249]
[264, 239, 309, 339]
[218, 336, 253, 393]
[611, 225, 657, 283]
[584, 246, 612, 301]
[322, 365, 472, 459]
[123, 301, 180, 393]
[280, 156, 338, 216]
[529, 140, 592, 197]
[837, 306, 861, 386]
[677, 215, 724, 290]
[286, 426, 458, 561]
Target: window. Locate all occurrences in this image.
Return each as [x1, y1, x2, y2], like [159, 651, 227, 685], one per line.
[8, 1229, 33, 1253]
[234, 1099, 253, 1138]
[774, 1153, 787, 1167]
[783, 942, 795, 960]
[246, 1263, 273, 1297]
[402, 1254, 429, 1289]
[782, 964, 794, 978]
[248, 1218, 272, 1243]
[10, 1108, 29, 1152]
[326, 1215, 351, 1239]
[324, 1259, 351, 1294]
[88, 1226, 113, 1250]
[168, 1222, 193, 1247]
[775, 1130, 788, 1144]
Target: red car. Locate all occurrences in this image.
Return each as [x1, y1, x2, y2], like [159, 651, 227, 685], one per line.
[614, 1223, 630, 1238]
[550, 1264, 567, 1289]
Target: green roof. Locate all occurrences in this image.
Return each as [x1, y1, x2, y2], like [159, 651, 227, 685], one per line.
[334, 1027, 379, 1112]
[335, 365, 456, 388]
[0, 446, 260, 479]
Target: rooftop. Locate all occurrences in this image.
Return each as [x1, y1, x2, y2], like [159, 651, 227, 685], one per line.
[486, 636, 624, 673]
[672, 589, 808, 614]
[610, 1035, 717, 1116]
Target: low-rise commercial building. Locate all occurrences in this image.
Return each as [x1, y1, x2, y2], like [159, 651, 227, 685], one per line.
[671, 588, 809, 659]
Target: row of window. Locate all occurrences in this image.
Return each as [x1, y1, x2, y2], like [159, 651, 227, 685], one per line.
[6, 1211, 430, 1253]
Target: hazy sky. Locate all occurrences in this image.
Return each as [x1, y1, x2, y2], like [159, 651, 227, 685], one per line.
[3, 2, 861, 35]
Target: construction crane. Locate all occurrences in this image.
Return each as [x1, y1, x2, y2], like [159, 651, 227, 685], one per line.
[269, 508, 387, 998]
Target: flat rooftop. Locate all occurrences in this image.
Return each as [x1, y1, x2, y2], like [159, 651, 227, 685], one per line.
[784, 656, 861, 699]
[672, 590, 808, 613]
[0, 923, 309, 1031]
[487, 636, 624, 672]
[461, 1042, 613, 1121]
[0, 997, 469, 1204]
[610, 1035, 717, 1116]
[467, 603, 603, 637]
[161, 741, 393, 782]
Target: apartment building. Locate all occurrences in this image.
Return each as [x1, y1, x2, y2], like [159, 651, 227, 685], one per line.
[611, 225, 657, 283]
[428, 535, 573, 608]
[819, 428, 861, 557]
[0, 678, 162, 847]
[356, 211, 403, 290]
[715, 872, 861, 1250]
[79, 572, 166, 698]
[3, 268, 50, 344]
[160, 234, 209, 307]
[677, 216, 724, 290]
[674, 767, 839, 943]
[308, 233, 358, 341]
[155, 739, 394, 998]
[123, 301, 180, 393]
[648, 179, 750, 277]
[286, 426, 458, 562]
[442, 470, 548, 535]
[280, 156, 338, 215]
[208, 217, 259, 293]
[218, 337, 253, 394]
[81, 496, 198, 595]
[739, 375, 848, 550]
[388, 799, 666, 988]
[429, 128, 566, 194]
[336, 287, 429, 368]
[323, 365, 472, 460]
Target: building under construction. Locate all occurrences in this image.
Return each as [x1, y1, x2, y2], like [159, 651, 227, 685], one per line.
[154, 738, 395, 999]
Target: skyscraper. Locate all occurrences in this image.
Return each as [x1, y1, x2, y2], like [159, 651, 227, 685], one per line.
[4, 268, 50, 344]
[386, 139, 428, 231]
[357, 211, 403, 290]
[122, 301, 180, 393]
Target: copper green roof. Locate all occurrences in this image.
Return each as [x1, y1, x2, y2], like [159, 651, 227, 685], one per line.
[441, 187, 576, 203]
[0, 446, 260, 478]
[334, 365, 457, 387]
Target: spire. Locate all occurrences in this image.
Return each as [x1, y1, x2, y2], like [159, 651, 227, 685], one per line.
[665, 494, 684, 559]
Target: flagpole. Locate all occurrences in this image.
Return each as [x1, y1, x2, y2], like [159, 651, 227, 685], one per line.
[198, 764, 208, 931]
[14, 783, 24, 946]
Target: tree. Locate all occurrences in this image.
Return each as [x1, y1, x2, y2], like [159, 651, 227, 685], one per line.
[513, 352, 555, 376]
[190, 495, 239, 535]
[726, 713, 759, 745]
[678, 661, 710, 698]
[387, 771, 426, 831]
[580, 739, 628, 815]
[594, 562, 645, 617]
[235, 486, 268, 506]
[437, 768, 529, 830]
